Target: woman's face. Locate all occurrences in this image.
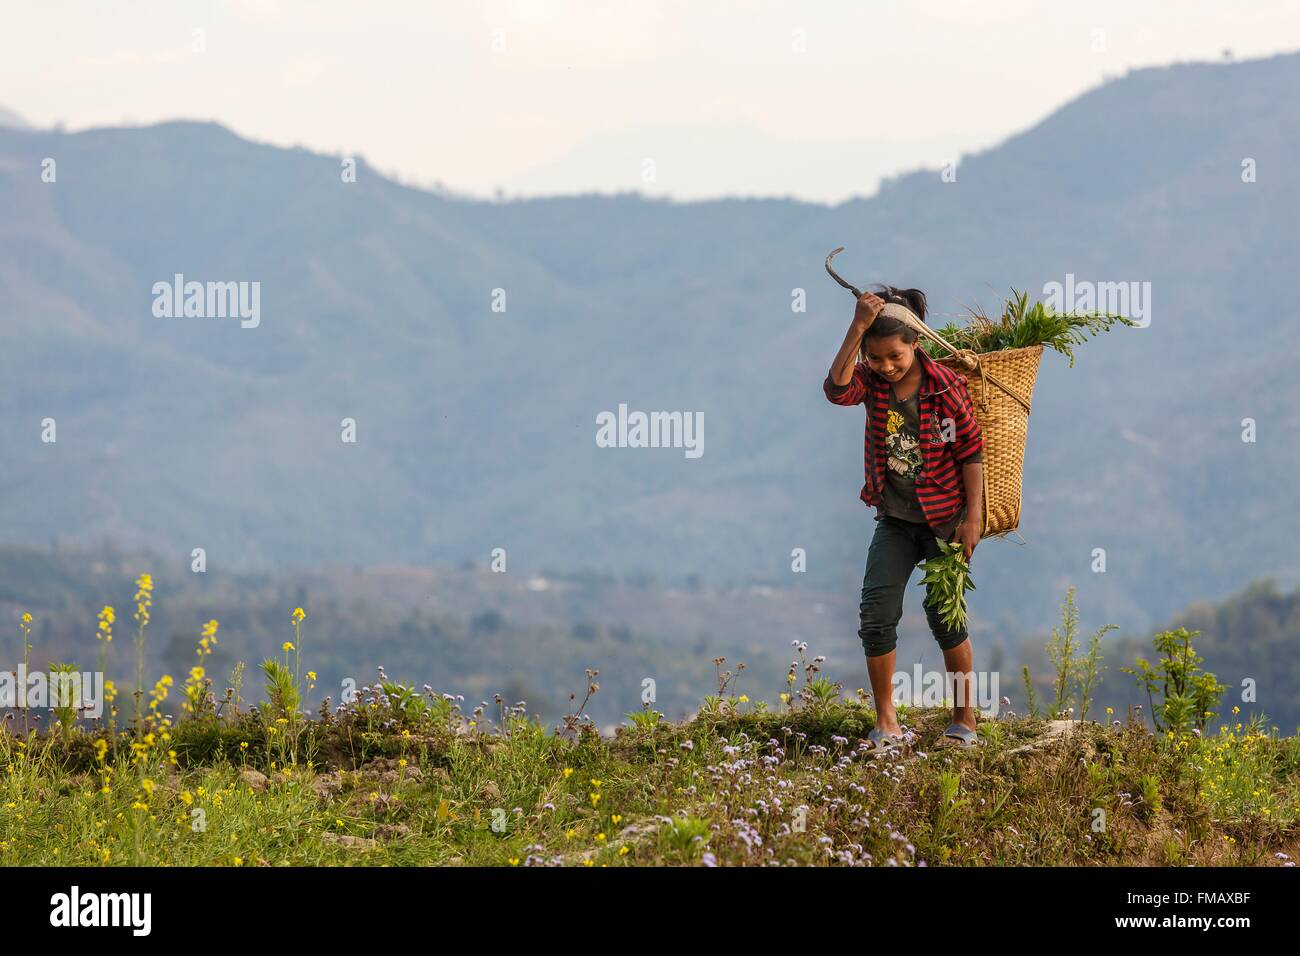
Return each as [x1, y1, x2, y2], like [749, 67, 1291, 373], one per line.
[864, 334, 917, 382]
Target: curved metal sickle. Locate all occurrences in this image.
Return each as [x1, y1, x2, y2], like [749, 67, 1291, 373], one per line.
[824, 247, 862, 299]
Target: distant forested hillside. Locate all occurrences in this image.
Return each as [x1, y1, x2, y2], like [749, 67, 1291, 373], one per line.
[3, 544, 1295, 733]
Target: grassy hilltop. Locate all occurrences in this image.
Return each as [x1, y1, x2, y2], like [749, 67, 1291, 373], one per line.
[2, 579, 1299, 866]
[3, 698, 1299, 867]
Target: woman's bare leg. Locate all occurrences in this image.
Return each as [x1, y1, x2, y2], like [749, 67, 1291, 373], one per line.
[941, 637, 977, 731]
[867, 649, 901, 734]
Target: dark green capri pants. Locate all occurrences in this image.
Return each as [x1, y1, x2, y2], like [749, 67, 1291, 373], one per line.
[859, 514, 970, 657]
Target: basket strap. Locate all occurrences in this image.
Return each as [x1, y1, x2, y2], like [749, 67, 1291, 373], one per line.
[884, 309, 1033, 414]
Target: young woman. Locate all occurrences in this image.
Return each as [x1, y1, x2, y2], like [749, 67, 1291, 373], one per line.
[823, 286, 985, 751]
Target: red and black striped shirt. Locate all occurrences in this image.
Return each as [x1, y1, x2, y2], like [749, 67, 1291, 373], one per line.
[823, 347, 984, 531]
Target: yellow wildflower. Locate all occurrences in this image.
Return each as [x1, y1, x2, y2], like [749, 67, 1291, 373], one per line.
[98, 606, 115, 642]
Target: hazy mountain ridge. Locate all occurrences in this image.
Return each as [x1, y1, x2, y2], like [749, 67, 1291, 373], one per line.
[2, 52, 1299, 639]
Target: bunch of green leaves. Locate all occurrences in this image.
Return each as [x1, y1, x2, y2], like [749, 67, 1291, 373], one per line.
[916, 539, 975, 633]
[922, 288, 1139, 366]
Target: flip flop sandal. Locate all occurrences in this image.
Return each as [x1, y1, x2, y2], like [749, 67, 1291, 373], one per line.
[935, 722, 980, 749]
[865, 727, 903, 753]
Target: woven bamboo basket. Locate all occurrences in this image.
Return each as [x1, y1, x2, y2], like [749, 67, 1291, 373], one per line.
[934, 345, 1042, 538]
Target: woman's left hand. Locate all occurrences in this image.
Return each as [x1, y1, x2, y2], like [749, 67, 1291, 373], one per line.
[952, 519, 980, 561]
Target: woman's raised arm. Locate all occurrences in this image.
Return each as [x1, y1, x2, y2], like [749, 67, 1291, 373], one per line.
[824, 291, 885, 404]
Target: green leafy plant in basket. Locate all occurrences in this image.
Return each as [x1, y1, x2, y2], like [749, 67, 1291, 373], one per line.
[916, 539, 975, 633]
[921, 288, 1139, 366]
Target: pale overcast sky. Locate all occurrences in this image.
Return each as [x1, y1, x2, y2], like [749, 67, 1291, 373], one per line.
[2, 0, 1298, 203]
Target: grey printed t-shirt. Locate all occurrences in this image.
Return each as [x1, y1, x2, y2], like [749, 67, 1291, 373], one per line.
[876, 383, 982, 541]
